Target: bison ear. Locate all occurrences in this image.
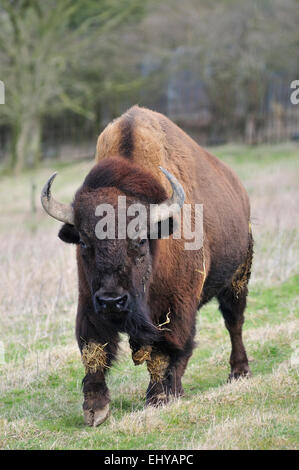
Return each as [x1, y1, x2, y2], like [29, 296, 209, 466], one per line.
[58, 223, 80, 244]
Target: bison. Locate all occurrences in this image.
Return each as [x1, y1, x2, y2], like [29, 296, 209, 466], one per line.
[41, 106, 253, 426]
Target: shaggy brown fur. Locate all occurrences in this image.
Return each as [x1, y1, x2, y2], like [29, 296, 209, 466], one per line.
[232, 231, 254, 298]
[57, 105, 253, 425]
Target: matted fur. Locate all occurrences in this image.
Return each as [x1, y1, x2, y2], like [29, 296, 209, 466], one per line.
[146, 352, 170, 384]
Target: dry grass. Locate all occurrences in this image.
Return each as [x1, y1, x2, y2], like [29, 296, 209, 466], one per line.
[191, 364, 298, 450]
[247, 156, 299, 285]
[207, 320, 299, 367]
[0, 344, 80, 394]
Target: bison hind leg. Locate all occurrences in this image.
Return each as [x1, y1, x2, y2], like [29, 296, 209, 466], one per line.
[218, 284, 252, 381]
[218, 236, 253, 381]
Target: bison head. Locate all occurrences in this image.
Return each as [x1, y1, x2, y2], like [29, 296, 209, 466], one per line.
[41, 158, 184, 344]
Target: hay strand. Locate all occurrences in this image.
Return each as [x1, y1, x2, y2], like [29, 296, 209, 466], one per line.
[82, 342, 108, 374]
[156, 310, 171, 331]
[132, 345, 152, 365]
[195, 245, 207, 302]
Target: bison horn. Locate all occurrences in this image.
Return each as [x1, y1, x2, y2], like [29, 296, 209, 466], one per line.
[40, 173, 75, 225]
[151, 166, 185, 224]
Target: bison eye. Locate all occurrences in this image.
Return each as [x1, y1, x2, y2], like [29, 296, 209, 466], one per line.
[79, 240, 87, 249]
[139, 239, 147, 247]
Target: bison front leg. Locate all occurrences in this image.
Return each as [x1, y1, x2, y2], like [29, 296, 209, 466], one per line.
[144, 318, 196, 406]
[82, 368, 110, 427]
[146, 349, 172, 406]
[130, 342, 172, 405]
[144, 346, 193, 406]
[77, 314, 119, 427]
[130, 324, 195, 406]
[145, 351, 194, 406]
[80, 342, 113, 427]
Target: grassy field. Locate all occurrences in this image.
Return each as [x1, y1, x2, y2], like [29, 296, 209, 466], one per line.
[0, 143, 298, 449]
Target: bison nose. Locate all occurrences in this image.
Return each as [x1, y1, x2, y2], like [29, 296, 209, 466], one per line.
[94, 292, 129, 312]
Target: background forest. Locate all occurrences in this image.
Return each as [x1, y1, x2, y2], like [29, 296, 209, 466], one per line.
[0, 0, 299, 172]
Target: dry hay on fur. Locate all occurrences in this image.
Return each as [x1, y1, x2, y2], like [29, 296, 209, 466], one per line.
[132, 345, 169, 383]
[195, 246, 207, 303]
[82, 342, 108, 374]
[132, 345, 152, 365]
[231, 262, 249, 297]
[232, 231, 253, 298]
[147, 352, 169, 383]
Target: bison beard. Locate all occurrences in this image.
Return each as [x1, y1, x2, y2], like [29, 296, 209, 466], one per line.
[97, 296, 159, 346]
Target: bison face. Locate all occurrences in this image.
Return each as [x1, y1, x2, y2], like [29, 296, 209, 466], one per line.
[40, 159, 185, 344]
[58, 189, 158, 343]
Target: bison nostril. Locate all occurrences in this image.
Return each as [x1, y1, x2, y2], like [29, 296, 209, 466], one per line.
[117, 294, 128, 307]
[95, 293, 129, 311]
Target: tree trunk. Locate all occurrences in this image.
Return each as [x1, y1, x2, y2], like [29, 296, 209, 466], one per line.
[245, 114, 256, 145]
[31, 116, 42, 167]
[13, 116, 41, 174]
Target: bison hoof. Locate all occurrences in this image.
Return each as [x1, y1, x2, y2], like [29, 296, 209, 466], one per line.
[146, 392, 169, 407]
[228, 367, 252, 382]
[83, 403, 110, 427]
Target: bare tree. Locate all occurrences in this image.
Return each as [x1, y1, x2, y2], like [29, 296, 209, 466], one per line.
[0, 0, 145, 172]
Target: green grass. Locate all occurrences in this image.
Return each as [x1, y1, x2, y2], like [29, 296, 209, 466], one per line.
[0, 276, 298, 450]
[0, 143, 298, 449]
